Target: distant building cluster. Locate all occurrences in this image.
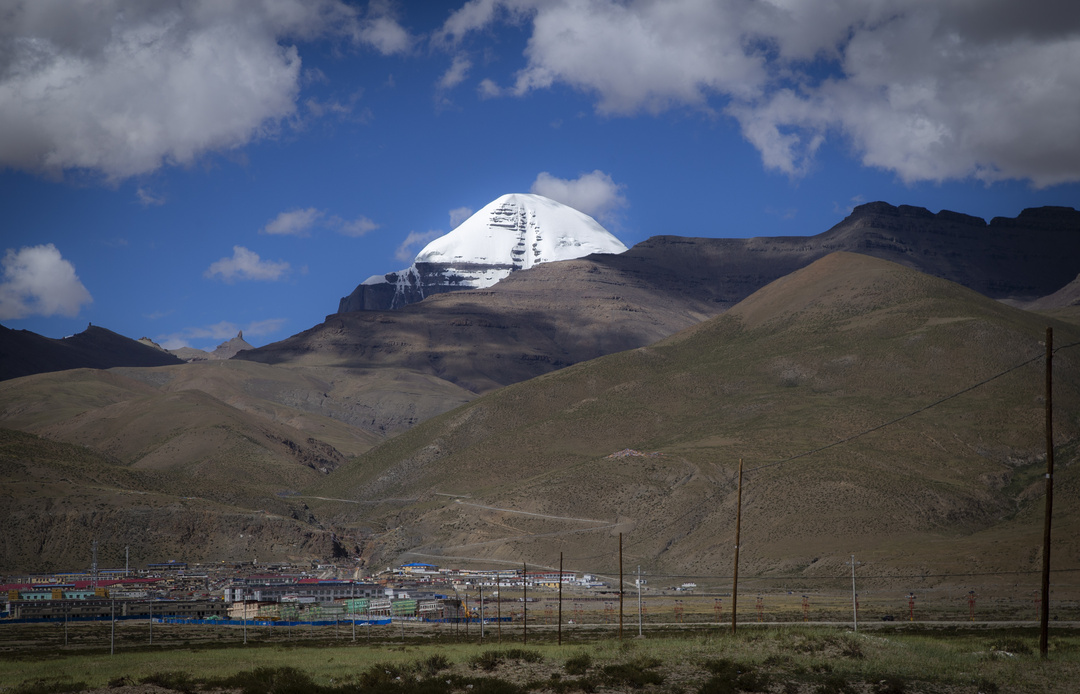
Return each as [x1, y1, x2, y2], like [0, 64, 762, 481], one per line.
[1, 558, 610, 624]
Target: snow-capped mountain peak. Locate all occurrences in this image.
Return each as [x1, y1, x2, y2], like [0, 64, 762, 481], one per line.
[339, 194, 627, 312]
[415, 193, 626, 279]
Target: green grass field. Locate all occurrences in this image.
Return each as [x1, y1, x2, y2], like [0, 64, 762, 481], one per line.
[2, 621, 1078, 693]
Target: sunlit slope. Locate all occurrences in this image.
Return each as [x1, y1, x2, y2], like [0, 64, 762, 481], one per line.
[0, 362, 396, 509]
[306, 253, 1080, 581]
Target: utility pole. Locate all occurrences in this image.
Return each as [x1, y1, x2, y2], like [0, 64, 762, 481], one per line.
[92, 540, 98, 591]
[731, 458, 743, 635]
[619, 533, 624, 641]
[522, 561, 528, 645]
[636, 566, 643, 637]
[558, 552, 563, 646]
[849, 555, 860, 633]
[1041, 326, 1055, 658]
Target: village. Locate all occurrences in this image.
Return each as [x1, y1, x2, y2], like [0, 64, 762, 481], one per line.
[0, 559, 638, 625]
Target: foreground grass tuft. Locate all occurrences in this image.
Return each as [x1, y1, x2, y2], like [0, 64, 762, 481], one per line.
[10, 680, 90, 694]
[470, 648, 544, 671]
[563, 652, 592, 675]
[1, 627, 1077, 694]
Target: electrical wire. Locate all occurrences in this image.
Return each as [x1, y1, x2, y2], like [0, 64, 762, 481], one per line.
[746, 338, 1080, 475]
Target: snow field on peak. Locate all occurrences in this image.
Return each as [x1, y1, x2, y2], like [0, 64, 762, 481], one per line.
[415, 193, 626, 271]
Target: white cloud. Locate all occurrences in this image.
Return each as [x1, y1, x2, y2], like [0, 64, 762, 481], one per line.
[395, 230, 442, 262]
[0, 244, 92, 319]
[439, 54, 472, 91]
[443, 0, 1080, 186]
[262, 208, 323, 236]
[0, 0, 414, 181]
[477, 78, 502, 99]
[530, 170, 627, 221]
[156, 317, 286, 350]
[204, 246, 290, 283]
[136, 187, 166, 206]
[352, 0, 416, 55]
[261, 208, 379, 237]
[331, 215, 380, 237]
[449, 206, 474, 228]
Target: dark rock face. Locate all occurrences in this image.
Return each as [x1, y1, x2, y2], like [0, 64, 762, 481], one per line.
[338, 263, 490, 312]
[596, 201, 1080, 308]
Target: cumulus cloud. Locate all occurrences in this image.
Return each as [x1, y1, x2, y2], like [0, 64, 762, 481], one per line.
[352, 0, 416, 55]
[0, 0, 414, 181]
[331, 215, 380, 237]
[136, 187, 166, 207]
[449, 206, 474, 228]
[261, 208, 379, 237]
[0, 244, 92, 319]
[262, 208, 323, 236]
[156, 317, 286, 350]
[477, 78, 502, 99]
[530, 170, 627, 221]
[443, 0, 1080, 186]
[395, 230, 442, 262]
[204, 246, 291, 283]
[439, 54, 472, 91]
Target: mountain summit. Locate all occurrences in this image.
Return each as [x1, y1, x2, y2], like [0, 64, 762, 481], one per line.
[338, 193, 627, 312]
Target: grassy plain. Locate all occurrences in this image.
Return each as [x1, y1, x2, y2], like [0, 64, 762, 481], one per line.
[1, 620, 1078, 693]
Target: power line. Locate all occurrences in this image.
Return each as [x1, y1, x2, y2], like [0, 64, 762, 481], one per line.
[609, 338, 1080, 561]
[585, 568, 1080, 581]
[746, 339, 1080, 475]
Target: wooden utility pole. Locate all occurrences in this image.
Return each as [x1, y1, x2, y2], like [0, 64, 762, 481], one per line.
[619, 533, 624, 640]
[731, 458, 743, 635]
[523, 561, 528, 645]
[1040, 327, 1055, 658]
[850, 555, 859, 633]
[558, 552, 563, 646]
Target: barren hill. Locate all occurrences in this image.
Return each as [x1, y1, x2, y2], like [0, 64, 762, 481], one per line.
[0, 324, 182, 381]
[301, 253, 1080, 587]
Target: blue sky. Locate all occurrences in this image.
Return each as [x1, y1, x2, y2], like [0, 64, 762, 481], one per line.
[2, 0, 1079, 349]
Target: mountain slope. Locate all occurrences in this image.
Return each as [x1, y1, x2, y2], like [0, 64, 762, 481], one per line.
[0, 324, 182, 381]
[301, 253, 1080, 585]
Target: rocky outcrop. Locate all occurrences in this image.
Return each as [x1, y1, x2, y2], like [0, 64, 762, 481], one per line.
[211, 331, 254, 359]
[167, 331, 254, 362]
